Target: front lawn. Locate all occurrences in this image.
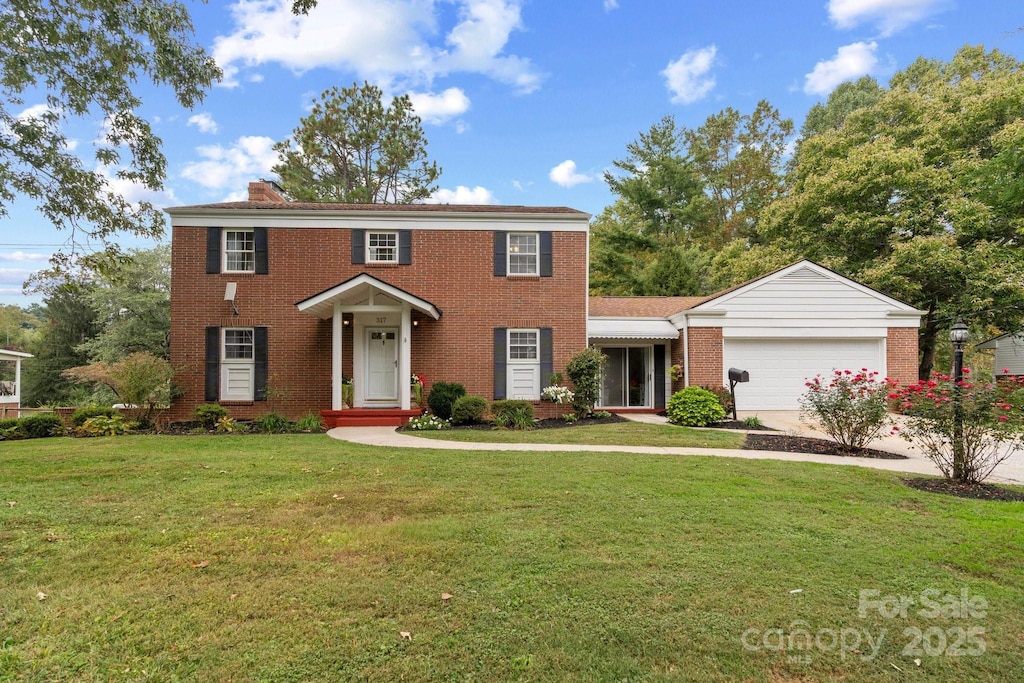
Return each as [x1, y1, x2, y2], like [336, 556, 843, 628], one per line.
[408, 420, 746, 448]
[2, 435, 1022, 681]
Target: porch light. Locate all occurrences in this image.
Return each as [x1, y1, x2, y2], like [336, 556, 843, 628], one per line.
[412, 320, 419, 327]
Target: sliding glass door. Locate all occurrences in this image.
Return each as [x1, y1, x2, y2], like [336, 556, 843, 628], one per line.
[600, 346, 651, 407]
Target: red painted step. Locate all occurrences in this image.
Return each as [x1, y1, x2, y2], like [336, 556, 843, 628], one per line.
[321, 408, 424, 428]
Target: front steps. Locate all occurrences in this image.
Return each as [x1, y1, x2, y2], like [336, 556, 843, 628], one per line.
[321, 408, 424, 428]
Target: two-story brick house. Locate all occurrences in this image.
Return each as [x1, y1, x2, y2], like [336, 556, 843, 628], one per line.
[168, 181, 590, 426]
[168, 181, 922, 425]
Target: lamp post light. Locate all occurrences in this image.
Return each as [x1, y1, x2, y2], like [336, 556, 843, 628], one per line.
[950, 317, 970, 481]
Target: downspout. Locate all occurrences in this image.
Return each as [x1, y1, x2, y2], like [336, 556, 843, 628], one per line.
[681, 313, 690, 389]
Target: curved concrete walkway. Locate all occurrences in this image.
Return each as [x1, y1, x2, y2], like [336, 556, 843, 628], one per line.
[327, 411, 1024, 485]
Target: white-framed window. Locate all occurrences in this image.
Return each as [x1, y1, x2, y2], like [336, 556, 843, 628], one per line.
[508, 233, 538, 276]
[223, 229, 255, 273]
[368, 231, 398, 263]
[507, 328, 540, 399]
[222, 327, 255, 400]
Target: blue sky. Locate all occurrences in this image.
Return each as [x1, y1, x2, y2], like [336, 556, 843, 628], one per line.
[1, 0, 1021, 307]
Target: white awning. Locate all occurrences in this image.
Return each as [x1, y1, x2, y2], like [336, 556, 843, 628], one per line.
[588, 318, 679, 340]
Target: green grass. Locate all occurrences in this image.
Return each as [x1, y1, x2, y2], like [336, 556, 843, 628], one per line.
[2, 435, 1023, 681]
[410, 420, 746, 448]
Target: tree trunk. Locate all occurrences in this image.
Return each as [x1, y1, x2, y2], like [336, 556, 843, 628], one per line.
[918, 306, 938, 380]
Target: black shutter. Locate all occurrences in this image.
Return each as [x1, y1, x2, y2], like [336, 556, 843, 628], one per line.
[206, 228, 221, 274]
[493, 231, 507, 276]
[205, 326, 220, 401]
[540, 328, 553, 386]
[254, 327, 268, 401]
[352, 229, 365, 264]
[494, 328, 507, 399]
[398, 230, 412, 265]
[540, 232, 553, 277]
[654, 344, 666, 409]
[254, 227, 268, 274]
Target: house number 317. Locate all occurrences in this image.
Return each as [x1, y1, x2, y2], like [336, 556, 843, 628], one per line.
[376, 317, 388, 324]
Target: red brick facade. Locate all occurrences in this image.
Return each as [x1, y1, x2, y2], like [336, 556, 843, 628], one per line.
[685, 327, 724, 388]
[886, 327, 920, 385]
[169, 201, 588, 421]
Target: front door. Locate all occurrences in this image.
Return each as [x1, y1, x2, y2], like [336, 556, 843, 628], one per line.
[600, 346, 651, 407]
[365, 328, 399, 402]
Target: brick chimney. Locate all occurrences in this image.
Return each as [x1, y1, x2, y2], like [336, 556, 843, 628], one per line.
[248, 179, 287, 203]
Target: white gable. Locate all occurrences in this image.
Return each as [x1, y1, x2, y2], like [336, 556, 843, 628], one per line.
[681, 260, 921, 337]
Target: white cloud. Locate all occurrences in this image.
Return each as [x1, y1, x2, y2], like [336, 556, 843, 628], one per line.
[16, 104, 52, 122]
[407, 88, 471, 124]
[804, 41, 878, 96]
[96, 166, 179, 209]
[828, 0, 947, 36]
[180, 136, 278, 193]
[212, 0, 541, 93]
[548, 160, 593, 188]
[187, 112, 219, 134]
[0, 251, 50, 263]
[603, 0, 618, 10]
[424, 185, 499, 204]
[0, 268, 36, 286]
[662, 45, 718, 105]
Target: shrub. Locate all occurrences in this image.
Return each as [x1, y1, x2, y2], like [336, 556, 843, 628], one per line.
[19, 412, 65, 438]
[743, 415, 763, 428]
[562, 412, 578, 423]
[62, 352, 173, 423]
[701, 385, 734, 416]
[540, 385, 574, 404]
[592, 410, 612, 419]
[799, 369, 891, 451]
[71, 405, 119, 427]
[215, 416, 245, 433]
[565, 347, 606, 417]
[451, 395, 488, 425]
[293, 412, 324, 432]
[491, 399, 534, 429]
[406, 414, 450, 430]
[0, 417, 20, 431]
[193, 403, 229, 429]
[253, 411, 290, 433]
[889, 371, 1024, 483]
[427, 382, 466, 421]
[78, 415, 127, 437]
[0, 418, 21, 441]
[667, 387, 727, 427]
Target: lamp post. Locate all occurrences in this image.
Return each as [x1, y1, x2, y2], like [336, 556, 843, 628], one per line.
[950, 317, 970, 481]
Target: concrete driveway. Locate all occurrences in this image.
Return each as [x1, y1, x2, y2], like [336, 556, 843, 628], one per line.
[739, 411, 1024, 485]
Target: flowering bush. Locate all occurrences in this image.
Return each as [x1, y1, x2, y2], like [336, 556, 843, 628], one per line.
[406, 414, 450, 431]
[799, 369, 891, 451]
[889, 370, 1024, 483]
[541, 385, 574, 404]
[668, 364, 684, 382]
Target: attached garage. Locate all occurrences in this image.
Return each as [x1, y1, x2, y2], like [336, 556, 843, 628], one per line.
[722, 338, 885, 411]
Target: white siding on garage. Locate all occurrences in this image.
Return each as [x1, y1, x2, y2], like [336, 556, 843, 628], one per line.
[723, 338, 885, 411]
[990, 336, 1024, 376]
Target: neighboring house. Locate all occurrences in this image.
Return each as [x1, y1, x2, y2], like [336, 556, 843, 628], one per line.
[976, 333, 1024, 376]
[167, 182, 922, 424]
[589, 261, 922, 411]
[167, 181, 590, 426]
[0, 349, 32, 417]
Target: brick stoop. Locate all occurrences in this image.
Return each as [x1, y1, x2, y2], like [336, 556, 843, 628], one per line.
[322, 408, 424, 428]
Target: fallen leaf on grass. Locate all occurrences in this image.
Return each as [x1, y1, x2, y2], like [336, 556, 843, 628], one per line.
[6, 501, 14, 507]
[441, 593, 453, 601]
[45, 534, 58, 543]
[36, 591, 47, 601]
[789, 589, 803, 594]
[332, 494, 345, 500]
[400, 631, 412, 640]
[302, 468, 312, 473]
[191, 560, 209, 569]
[914, 658, 922, 666]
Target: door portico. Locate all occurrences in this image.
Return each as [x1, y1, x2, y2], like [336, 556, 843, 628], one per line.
[296, 273, 441, 411]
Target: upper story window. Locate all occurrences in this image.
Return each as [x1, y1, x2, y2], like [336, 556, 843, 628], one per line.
[223, 229, 255, 272]
[508, 329, 538, 361]
[508, 233, 538, 276]
[368, 231, 398, 263]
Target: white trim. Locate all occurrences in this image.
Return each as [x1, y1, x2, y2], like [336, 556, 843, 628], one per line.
[332, 301, 343, 411]
[588, 317, 679, 340]
[596, 344, 654, 409]
[169, 209, 591, 232]
[364, 326, 400, 405]
[507, 328, 541, 400]
[296, 273, 441, 321]
[507, 232, 539, 276]
[221, 327, 255, 401]
[367, 230, 398, 264]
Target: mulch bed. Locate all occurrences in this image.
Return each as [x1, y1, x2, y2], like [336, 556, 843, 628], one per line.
[744, 433, 907, 460]
[714, 420, 775, 431]
[902, 477, 1024, 502]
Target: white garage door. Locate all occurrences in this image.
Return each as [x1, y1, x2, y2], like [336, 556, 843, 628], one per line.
[723, 338, 885, 411]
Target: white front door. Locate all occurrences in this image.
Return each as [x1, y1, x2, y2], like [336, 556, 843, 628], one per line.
[365, 328, 399, 402]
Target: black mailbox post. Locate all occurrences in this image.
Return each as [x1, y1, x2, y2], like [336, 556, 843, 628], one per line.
[727, 367, 749, 421]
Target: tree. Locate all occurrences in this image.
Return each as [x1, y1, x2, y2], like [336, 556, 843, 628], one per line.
[799, 76, 884, 139]
[0, 1, 312, 274]
[273, 83, 442, 203]
[684, 100, 793, 247]
[761, 46, 1024, 377]
[20, 284, 99, 406]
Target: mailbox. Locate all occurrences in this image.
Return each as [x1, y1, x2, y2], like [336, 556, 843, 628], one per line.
[727, 368, 749, 420]
[728, 368, 749, 383]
